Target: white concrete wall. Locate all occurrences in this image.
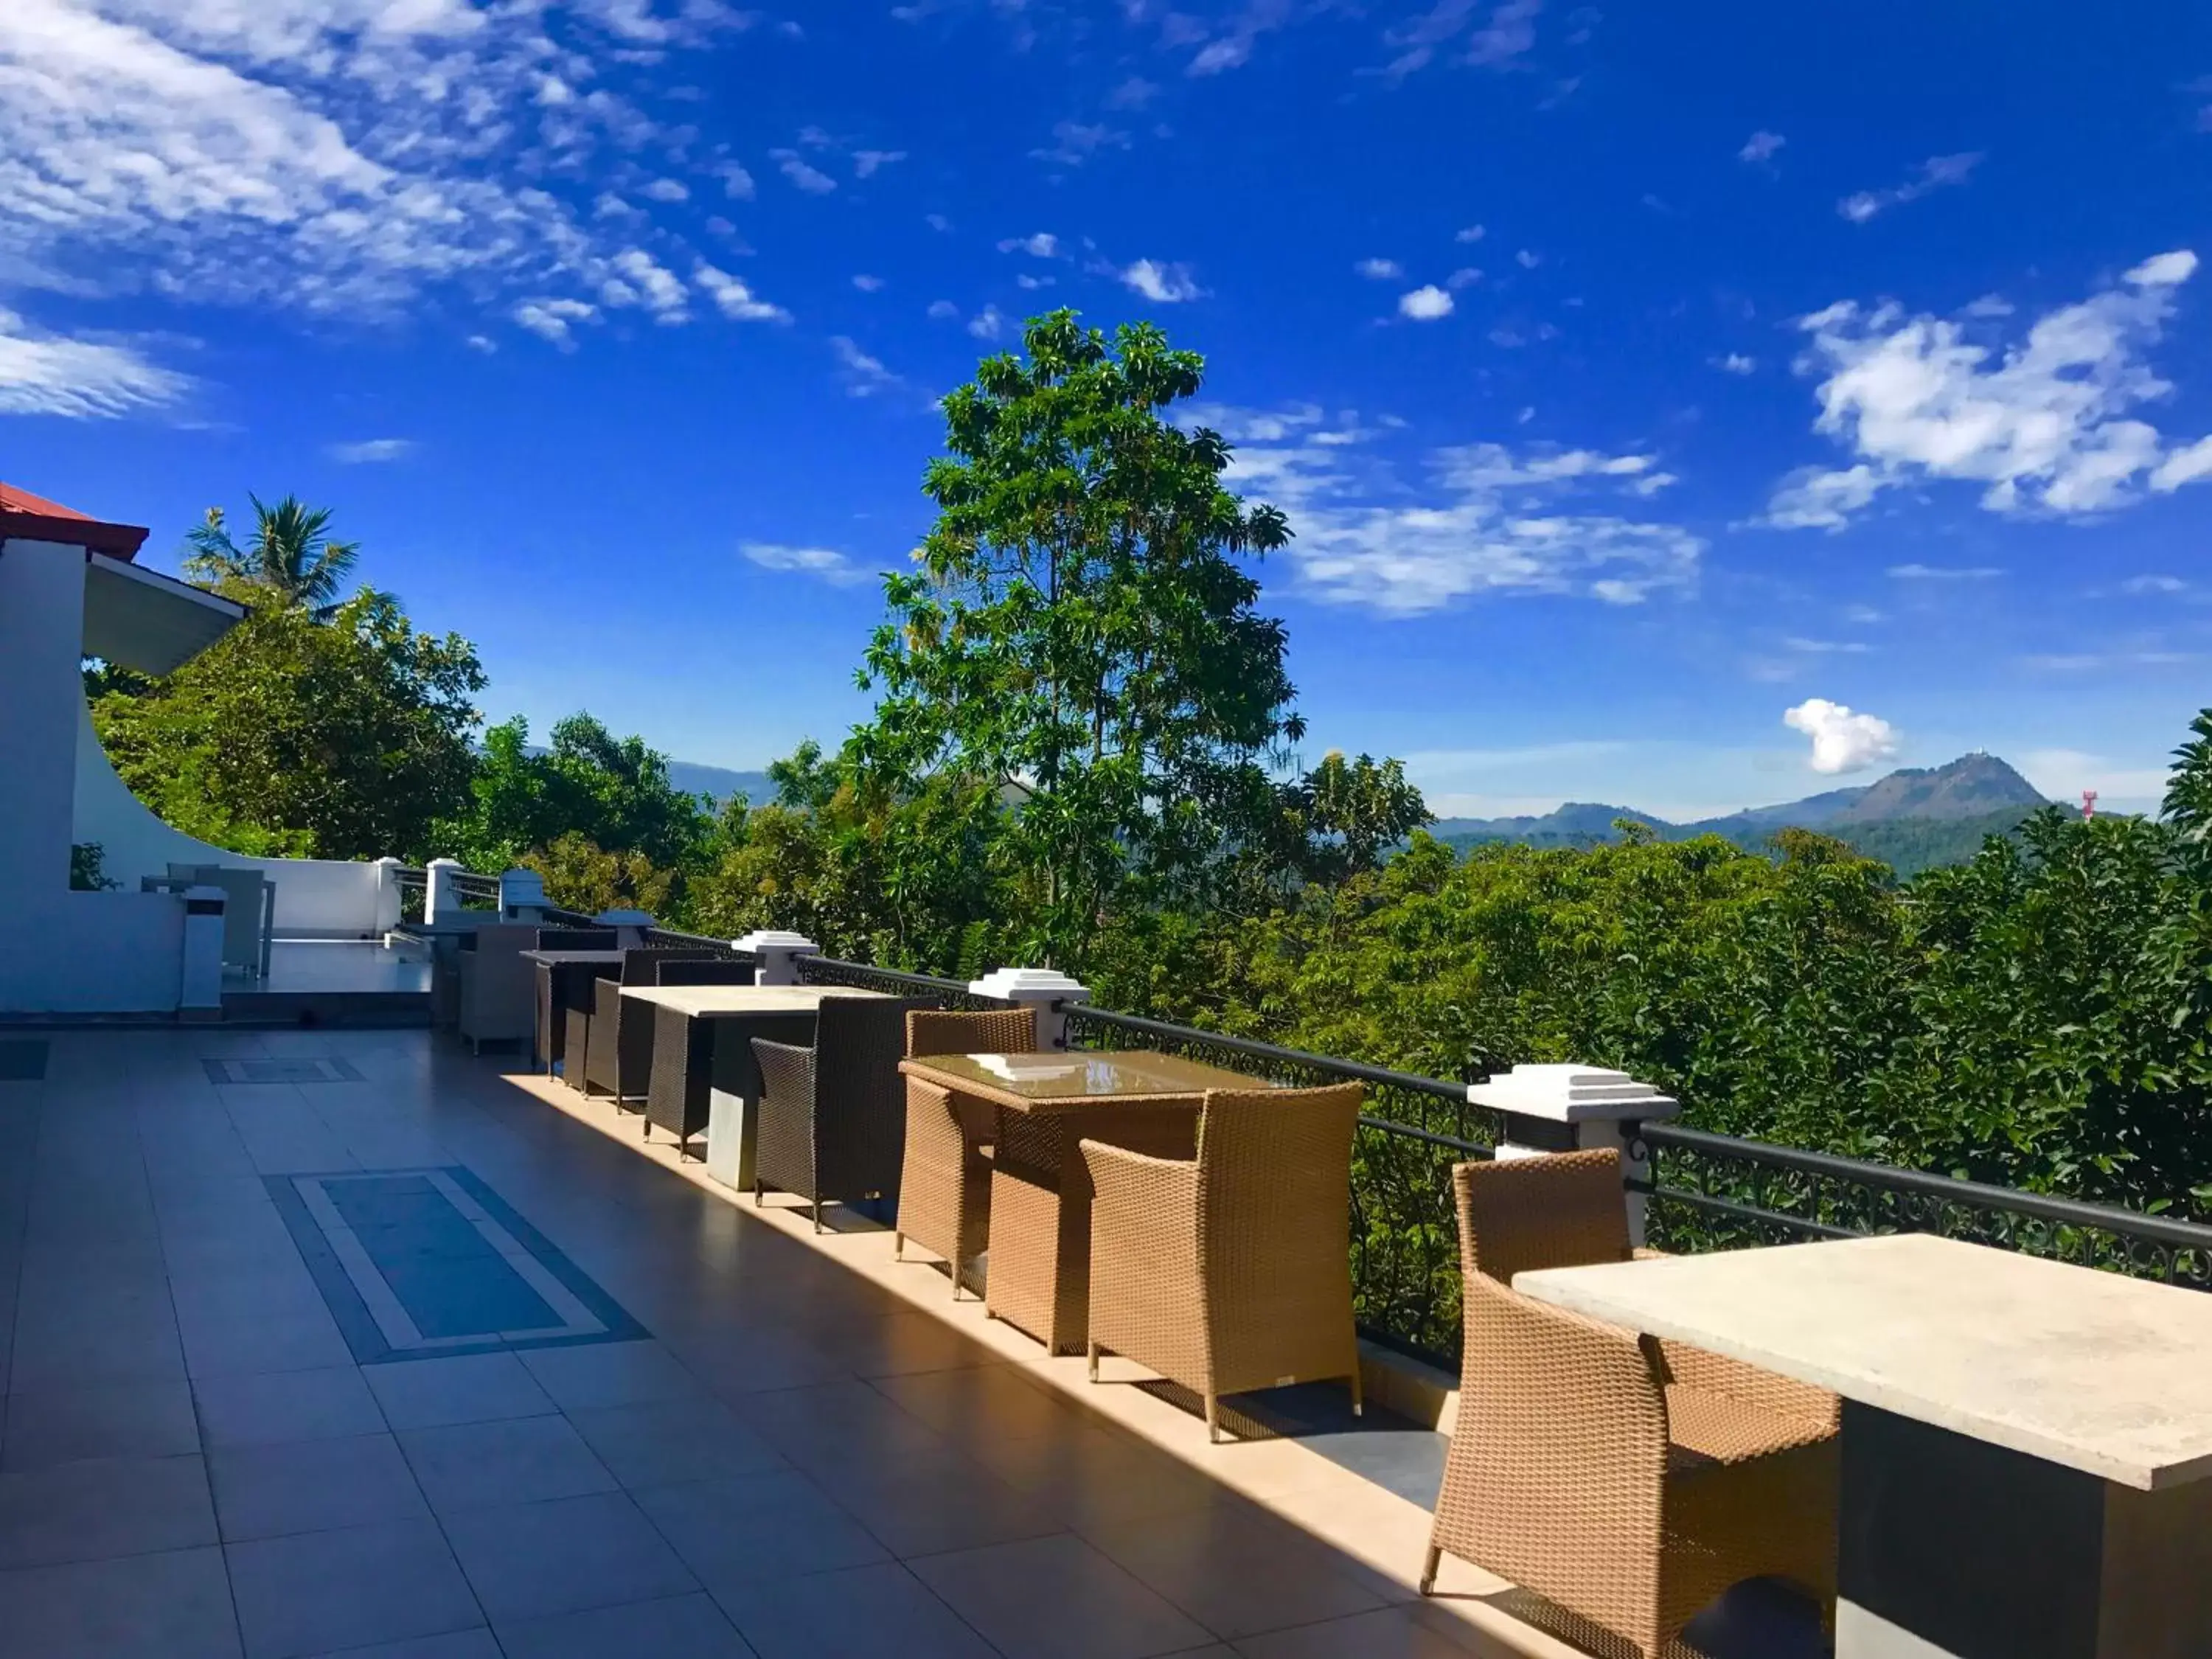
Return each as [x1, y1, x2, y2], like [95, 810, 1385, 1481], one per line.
[0, 535, 190, 1013]
[71, 701, 391, 938]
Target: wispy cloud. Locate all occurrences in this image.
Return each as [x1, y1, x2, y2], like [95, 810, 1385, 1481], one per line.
[1191, 403, 1702, 616]
[1766, 250, 2212, 527]
[1837, 151, 1984, 223]
[1377, 0, 1544, 80]
[0, 310, 189, 419]
[694, 265, 791, 324]
[852, 149, 908, 178]
[1888, 564, 2005, 580]
[741, 542, 872, 586]
[1739, 130, 1786, 165]
[829, 335, 901, 397]
[998, 233, 1061, 258]
[770, 150, 838, 193]
[325, 438, 415, 464]
[1121, 259, 1204, 303]
[513, 299, 598, 349]
[1030, 121, 1130, 166]
[1356, 257, 1404, 280]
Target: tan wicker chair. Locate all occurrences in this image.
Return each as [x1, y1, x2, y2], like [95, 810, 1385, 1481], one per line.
[894, 1006, 1037, 1297]
[1080, 1083, 1364, 1441]
[1421, 1152, 1840, 1658]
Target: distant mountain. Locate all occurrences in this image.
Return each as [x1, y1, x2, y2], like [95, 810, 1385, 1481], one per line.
[1430, 754, 2054, 876]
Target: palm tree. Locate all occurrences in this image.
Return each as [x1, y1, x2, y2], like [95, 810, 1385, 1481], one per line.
[184, 494, 361, 619]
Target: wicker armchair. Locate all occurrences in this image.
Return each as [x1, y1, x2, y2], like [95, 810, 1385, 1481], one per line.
[751, 997, 925, 1231]
[581, 949, 726, 1103]
[1079, 1083, 1365, 1441]
[1420, 1152, 1840, 1658]
[604, 956, 755, 1116]
[894, 1007, 1039, 1297]
[456, 924, 538, 1055]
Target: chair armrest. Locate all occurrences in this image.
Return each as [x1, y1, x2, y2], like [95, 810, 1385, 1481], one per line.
[1465, 1274, 1670, 1478]
[1655, 1340, 1841, 1435]
[594, 976, 622, 1023]
[751, 1037, 816, 1110]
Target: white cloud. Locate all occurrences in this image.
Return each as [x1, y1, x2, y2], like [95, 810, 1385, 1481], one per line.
[1378, 0, 1543, 80]
[1837, 152, 1983, 222]
[1398, 285, 1454, 321]
[1888, 563, 2003, 580]
[715, 161, 757, 200]
[967, 304, 1005, 340]
[852, 149, 907, 178]
[1356, 257, 1403, 280]
[325, 437, 414, 463]
[0, 307, 188, 418]
[514, 297, 597, 348]
[925, 212, 952, 232]
[465, 333, 495, 353]
[1784, 698, 1899, 774]
[829, 335, 899, 397]
[605, 248, 689, 321]
[693, 263, 790, 323]
[1447, 268, 1483, 291]
[1767, 251, 2212, 526]
[925, 299, 959, 321]
[771, 150, 838, 192]
[1121, 259, 1203, 303]
[640, 178, 689, 203]
[1015, 273, 1054, 291]
[740, 541, 870, 586]
[1514, 248, 1540, 269]
[1455, 224, 1486, 243]
[1192, 403, 1702, 616]
[1105, 77, 1159, 109]
[998, 232, 1060, 258]
[2019, 748, 2171, 806]
[1030, 121, 1128, 166]
[1784, 636, 1872, 655]
[2120, 574, 2187, 594]
[852, 274, 884, 293]
[1739, 130, 1786, 164]
[1714, 353, 1757, 375]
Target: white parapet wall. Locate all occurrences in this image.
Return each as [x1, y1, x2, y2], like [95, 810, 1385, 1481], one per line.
[70, 700, 395, 939]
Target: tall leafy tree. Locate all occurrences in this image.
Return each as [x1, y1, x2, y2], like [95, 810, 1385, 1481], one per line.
[849, 309, 1304, 964]
[184, 494, 361, 619]
[92, 588, 484, 860]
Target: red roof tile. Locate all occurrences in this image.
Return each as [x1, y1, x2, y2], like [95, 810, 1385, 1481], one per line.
[0, 481, 150, 558]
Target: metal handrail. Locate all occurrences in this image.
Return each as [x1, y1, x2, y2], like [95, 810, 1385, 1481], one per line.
[1630, 1120, 2212, 1255]
[1058, 1005, 1473, 1106]
[797, 957, 1011, 1009]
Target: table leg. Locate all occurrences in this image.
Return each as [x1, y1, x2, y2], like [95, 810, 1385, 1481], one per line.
[1836, 1400, 2212, 1658]
[984, 1104, 1199, 1354]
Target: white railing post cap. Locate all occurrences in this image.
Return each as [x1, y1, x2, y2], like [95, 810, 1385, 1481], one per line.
[968, 967, 1091, 1004]
[1467, 1062, 1678, 1123]
[732, 931, 820, 956]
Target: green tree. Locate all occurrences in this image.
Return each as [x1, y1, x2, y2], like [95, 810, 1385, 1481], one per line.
[184, 495, 363, 619]
[92, 588, 484, 860]
[847, 310, 1304, 965]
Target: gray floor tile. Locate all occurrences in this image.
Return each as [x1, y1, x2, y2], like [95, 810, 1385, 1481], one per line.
[211, 1433, 430, 1541]
[442, 1490, 698, 1623]
[1077, 1503, 1393, 1640]
[1228, 1602, 1495, 1658]
[363, 1352, 557, 1430]
[6, 1298, 185, 1392]
[0, 1452, 218, 1569]
[564, 1395, 787, 1489]
[194, 1366, 388, 1449]
[397, 1413, 617, 1514]
[0, 1376, 200, 1471]
[716, 1561, 1000, 1659]
[516, 1340, 700, 1411]
[0, 1545, 240, 1659]
[181, 1309, 355, 1381]
[632, 1470, 891, 1590]
[911, 1532, 1214, 1659]
[297, 1633, 499, 1659]
[226, 1517, 483, 1659]
[497, 1591, 756, 1659]
[825, 1447, 1066, 1557]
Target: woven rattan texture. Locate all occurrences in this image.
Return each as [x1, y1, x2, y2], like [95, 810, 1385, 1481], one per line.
[895, 1009, 1037, 1293]
[751, 998, 925, 1225]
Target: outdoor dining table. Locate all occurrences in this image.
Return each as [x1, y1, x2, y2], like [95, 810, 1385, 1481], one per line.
[1515, 1231, 2212, 1659]
[896, 1050, 1289, 1355]
[521, 949, 626, 1074]
[622, 984, 893, 1177]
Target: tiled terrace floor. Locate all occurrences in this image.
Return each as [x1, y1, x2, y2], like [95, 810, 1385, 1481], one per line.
[0, 1029, 1812, 1659]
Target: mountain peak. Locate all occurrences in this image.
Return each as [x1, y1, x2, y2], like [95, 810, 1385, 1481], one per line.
[1825, 752, 2047, 825]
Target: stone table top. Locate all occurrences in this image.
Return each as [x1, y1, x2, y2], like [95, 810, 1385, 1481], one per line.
[619, 984, 891, 1018]
[1515, 1232, 2212, 1491]
[899, 1050, 1287, 1114]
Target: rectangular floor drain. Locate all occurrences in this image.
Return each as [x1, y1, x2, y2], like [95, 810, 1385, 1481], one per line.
[203, 1057, 366, 1085]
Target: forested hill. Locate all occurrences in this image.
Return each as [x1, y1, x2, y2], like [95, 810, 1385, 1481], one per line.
[1431, 754, 2055, 876]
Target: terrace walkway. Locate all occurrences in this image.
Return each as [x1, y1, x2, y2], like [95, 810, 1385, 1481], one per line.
[0, 1028, 1806, 1658]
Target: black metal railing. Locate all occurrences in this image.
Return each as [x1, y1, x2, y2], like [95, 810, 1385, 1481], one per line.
[451, 871, 503, 911]
[395, 869, 428, 926]
[1630, 1121, 2212, 1290]
[797, 956, 1011, 1010]
[1060, 1004, 1495, 1365]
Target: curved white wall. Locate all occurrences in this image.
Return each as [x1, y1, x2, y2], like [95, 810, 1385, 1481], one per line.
[72, 700, 394, 938]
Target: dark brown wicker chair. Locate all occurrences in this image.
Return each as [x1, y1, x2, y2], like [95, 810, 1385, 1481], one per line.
[605, 956, 755, 1113]
[894, 1007, 1040, 1297]
[1081, 1083, 1366, 1440]
[751, 997, 927, 1231]
[527, 929, 617, 1074]
[581, 949, 726, 1103]
[1420, 1150, 1840, 1657]
[456, 924, 538, 1055]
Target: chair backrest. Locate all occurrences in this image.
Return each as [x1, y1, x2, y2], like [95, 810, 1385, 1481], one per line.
[467, 923, 537, 957]
[905, 1006, 1037, 1058]
[1452, 1148, 1630, 1287]
[811, 995, 932, 1189]
[534, 928, 618, 951]
[617, 947, 717, 986]
[652, 958, 757, 988]
[1194, 1084, 1363, 1279]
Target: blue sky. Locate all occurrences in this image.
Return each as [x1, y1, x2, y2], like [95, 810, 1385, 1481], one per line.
[4, 1, 2209, 817]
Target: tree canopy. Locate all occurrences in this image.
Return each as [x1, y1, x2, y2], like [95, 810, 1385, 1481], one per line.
[184, 494, 362, 619]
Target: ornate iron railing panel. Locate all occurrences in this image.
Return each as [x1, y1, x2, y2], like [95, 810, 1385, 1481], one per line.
[1060, 1004, 1495, 1366]
[1630, 1121, 2212, 1290]
[796, 956, 1012, 1010]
